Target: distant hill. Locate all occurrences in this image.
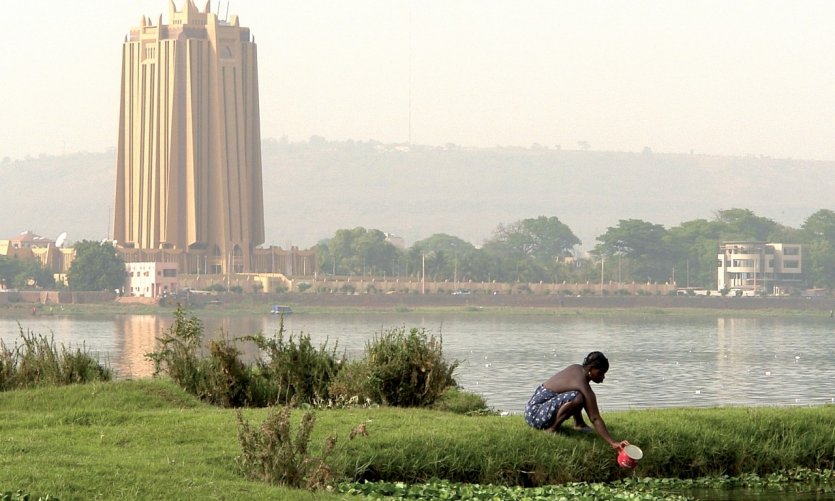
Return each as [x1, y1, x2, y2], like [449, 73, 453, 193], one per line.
[2, 141, 831, 251]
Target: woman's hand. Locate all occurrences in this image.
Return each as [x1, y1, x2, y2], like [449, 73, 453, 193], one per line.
[611, 440, 630, 450]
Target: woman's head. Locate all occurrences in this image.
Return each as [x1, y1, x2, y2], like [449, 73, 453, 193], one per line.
[582, 351, 609, 372]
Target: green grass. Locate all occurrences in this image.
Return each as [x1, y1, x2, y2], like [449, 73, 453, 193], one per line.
[1, 379, 834, 499]
[0, 380, 346, 500]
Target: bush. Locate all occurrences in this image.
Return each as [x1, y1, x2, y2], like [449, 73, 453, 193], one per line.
[236, 406, 336, 490]
[364, 326, 458, 407]
[296, 282, 311, 293]
[327, 360, 375, 406]
[205, 335, 253, 407]
[429, 387, 490, 414]
[146, 308, 462, 412]
[0, 328, 112, 390]
[145, 307, 255, 407]
[245, 323, 342, 406]
[146, 307, 208, 397]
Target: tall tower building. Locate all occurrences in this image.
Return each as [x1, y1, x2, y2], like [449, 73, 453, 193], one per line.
[113, 0, 264, 273]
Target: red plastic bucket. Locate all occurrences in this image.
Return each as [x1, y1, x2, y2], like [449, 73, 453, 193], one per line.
[617, 444, 643, 468]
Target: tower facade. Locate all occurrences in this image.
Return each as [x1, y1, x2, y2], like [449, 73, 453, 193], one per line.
[113, 0, 264, 273]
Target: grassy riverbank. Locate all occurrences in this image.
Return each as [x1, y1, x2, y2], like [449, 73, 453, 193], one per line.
[1, 379, 833, 499]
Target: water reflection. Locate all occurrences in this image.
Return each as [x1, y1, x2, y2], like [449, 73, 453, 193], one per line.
[112, 315, 164, 378]
[2, 314, 834, 413]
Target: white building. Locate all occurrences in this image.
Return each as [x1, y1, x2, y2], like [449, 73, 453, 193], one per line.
[717, 242, 802, 296]
[125, 262, 179, 298]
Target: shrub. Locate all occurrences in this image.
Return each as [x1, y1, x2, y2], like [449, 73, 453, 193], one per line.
[364, 326, 458, 407]
[0, 328, 112, 390]
[275, 284, 288, 294]
[236, 406, 337, 490]
[327, 360, 375, 406]
[296, 282, 312, 293]
[145, 308, 256, 407]
[208, 283, 227, 292]
[146, 307, 209, 397]
[245, 322, 342, 406]
[429, 387, 490, 414]
[204, 335, 253, 407]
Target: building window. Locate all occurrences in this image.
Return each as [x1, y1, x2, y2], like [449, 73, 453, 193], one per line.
[783, 260, 799, 269]
[163, 269, 177, 277]
[784, 247, 800, 256]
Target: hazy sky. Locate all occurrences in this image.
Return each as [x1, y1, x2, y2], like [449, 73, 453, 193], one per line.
[3, 1, 835, 161]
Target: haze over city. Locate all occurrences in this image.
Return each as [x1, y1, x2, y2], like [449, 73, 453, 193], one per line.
[3, 1, 835, 162]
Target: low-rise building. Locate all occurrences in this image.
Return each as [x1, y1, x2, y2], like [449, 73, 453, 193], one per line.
[125, 262, 179, 298]
[717, 241, 802, 295]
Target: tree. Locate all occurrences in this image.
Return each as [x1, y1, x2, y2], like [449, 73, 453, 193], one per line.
[665, 218, 724, 289]
[594, 219, 672, 283]
[801, 209, 835, 289]
[483, 216, 580, 282]
[409, 234, 476, 282]
[67, 241, 126, 291]
[713, 208, 782, 241]
[802, 209, 835, 243]
[318, 227, 402, 277]
[0, 255, 55, 290]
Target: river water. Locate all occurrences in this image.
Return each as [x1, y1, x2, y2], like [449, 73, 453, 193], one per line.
[2, 313, 834, 413]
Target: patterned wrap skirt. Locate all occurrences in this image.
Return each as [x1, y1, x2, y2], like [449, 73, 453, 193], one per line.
[524, 385, 579, 429]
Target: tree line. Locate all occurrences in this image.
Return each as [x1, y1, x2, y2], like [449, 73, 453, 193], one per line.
[0, 240, 125, 292]
[317, 208, 835, 291]
[2, 208, 833, 292]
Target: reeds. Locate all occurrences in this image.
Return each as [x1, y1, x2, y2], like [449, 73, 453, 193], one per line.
[0, 326, 112, 390]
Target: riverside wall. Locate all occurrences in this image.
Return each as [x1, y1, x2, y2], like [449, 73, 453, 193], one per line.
[268, 292, 835, 312]
[0, 291, 116, 304]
